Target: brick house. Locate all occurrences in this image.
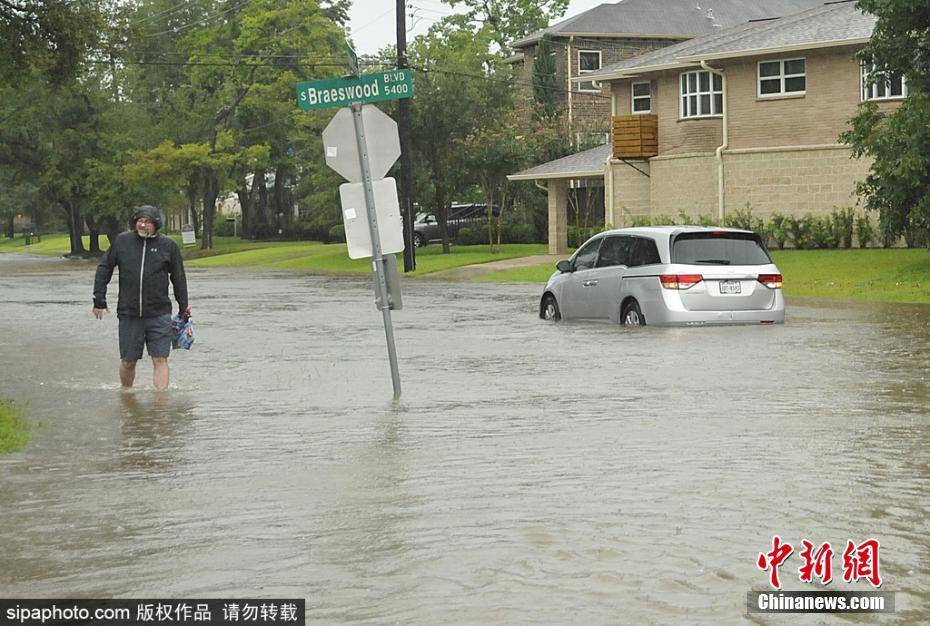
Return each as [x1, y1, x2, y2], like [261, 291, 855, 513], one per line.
[511, 1, 901, 254]
[507, 0, 823, 140]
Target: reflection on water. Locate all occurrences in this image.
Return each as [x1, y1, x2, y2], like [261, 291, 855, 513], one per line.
[0, 268, 928, 623]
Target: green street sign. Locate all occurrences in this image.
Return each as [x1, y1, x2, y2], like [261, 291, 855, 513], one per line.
[296, 70, 413, 112]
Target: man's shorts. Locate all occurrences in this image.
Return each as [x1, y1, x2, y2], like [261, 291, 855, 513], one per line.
[118, 313, 173, 361]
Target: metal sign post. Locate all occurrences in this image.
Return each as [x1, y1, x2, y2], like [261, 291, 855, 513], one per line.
[299, 63, 412, 399]
[350, 102, 402, 399]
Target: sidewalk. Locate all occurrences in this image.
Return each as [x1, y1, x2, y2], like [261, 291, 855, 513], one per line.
[421, 254, 562, 280]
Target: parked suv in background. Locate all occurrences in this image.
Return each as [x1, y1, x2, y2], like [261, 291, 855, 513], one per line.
[413, 203, 497, 247]
[539, 226, 785, 326]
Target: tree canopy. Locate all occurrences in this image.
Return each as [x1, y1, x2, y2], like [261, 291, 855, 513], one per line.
[842, 0, 930, 245]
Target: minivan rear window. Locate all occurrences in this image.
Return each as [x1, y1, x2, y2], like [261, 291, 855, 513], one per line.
[671, 232, 772, 265]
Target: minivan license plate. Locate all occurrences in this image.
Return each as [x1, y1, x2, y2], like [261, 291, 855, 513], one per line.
[719, 280, 741, 294]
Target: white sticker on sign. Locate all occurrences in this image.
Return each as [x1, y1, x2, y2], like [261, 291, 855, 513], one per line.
[344, 208, 357, 220]
[326, 146, 338, 158]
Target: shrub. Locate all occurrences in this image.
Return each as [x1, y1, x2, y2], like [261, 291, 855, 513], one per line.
[787, 216, 812, 249]
[629, 215, 652, 227]
[213, 217, 238, 237]
[328, 224, 346, 243]
[723, 204, 754, 231]
[676, 211, 694, 225]
[768, 213, 789, 250]
[830, 207, 854, 248]
[504, 223, 537, 244]
[568, 225, 600, 247]
[855, 213, 874, 248]
[697, 213, 717, 227]
[457, 226, 486, 245]
[808, 215, 837, 249]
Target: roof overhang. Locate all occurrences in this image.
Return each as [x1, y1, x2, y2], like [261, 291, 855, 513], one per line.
[676, 37, 871, 62]
[507, 169, 605, 182]
[512, 32, 692, 48]
[573, 62, 699, 82]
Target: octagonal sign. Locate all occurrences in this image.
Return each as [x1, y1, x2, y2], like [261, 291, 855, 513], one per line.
[322, 105, 401, 183]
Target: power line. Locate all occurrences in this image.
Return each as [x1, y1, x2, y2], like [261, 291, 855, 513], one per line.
[144, 0, 252, 38]
[130, 1, 192, 26]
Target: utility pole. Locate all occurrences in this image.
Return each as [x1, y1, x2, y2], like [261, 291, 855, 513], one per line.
[397, 0, 416, 271]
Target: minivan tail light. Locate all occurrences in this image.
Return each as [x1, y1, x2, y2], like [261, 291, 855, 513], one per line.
[660, 274, 703, 289]
[757, 273, 783, 289]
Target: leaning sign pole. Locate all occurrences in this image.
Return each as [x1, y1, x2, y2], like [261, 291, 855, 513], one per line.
[297, 56, 413, 399]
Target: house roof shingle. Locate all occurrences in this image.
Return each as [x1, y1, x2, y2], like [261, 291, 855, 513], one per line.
[511, 0, 825, 48]
[583, 0, 874, 80]
[508, 144, 612, 180]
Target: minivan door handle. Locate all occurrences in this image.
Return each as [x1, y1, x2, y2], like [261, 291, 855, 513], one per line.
[582, 280, 598, 287]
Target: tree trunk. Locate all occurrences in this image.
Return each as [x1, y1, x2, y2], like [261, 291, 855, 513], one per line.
[201, 174, 220, 250]
[63, 201, 86, 256]
[104, 215, 121, 245]
[4, 213, 12, 239]
[85, 215, 101, 254]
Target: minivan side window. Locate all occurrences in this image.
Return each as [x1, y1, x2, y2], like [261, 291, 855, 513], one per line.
[630, 237, 661, 266]
[573, 238, 602, 270]
[595, 236, 635, 267]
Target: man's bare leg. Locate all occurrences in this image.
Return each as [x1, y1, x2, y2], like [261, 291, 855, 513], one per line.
[120, 360, 137, 388]
[153, 357, 169, 391]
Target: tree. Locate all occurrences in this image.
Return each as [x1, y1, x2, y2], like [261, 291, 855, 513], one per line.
[409, 21, 511, 252]
[439, 0, 568, 53]
[0, 0, 100, 85]
[841, 1, 930, 245]
[532, 34, 557, 120]
[461, 107, 529, 250]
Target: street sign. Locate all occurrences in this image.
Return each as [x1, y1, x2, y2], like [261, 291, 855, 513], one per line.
[322, 105, 400, 182]
[296, 69, 413, 112]
[339, 177, 404, 260]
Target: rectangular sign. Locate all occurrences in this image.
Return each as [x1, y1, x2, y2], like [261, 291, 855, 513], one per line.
[296, 70, 413, 111]
[339, 177, 405, 260]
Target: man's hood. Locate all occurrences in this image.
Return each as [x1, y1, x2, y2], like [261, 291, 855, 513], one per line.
[131, 205, 163, 231]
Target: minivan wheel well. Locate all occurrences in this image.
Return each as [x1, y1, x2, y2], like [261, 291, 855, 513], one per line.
[540, 292, 555, 318]
[619, 296, 639, 318]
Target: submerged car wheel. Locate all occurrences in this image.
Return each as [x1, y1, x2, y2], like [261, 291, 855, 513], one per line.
[541, 294, 561, 321]
[622, 300, 645, 326]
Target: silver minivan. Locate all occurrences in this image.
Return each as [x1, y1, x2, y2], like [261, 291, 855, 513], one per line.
[539, 226, 785, 326]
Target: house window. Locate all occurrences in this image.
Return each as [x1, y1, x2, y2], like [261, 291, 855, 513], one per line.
[861, 64, 908, 101]
[631, 81, 651, 113]
[680, 70, 723, 118]
[758, 58, 806, 97]
[578, 50, 602, 92]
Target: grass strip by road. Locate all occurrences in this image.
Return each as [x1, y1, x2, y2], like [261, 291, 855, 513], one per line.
[477, 248, 930, 305]
[0, 233, 298, 259]
[189, 242, 547, 275]
[0, 399, 30, 454]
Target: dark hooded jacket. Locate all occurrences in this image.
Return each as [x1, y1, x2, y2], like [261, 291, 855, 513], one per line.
[93, 207, 188, 318]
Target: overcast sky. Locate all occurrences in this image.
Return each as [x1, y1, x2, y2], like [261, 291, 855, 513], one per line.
[347, 0, 610, 55]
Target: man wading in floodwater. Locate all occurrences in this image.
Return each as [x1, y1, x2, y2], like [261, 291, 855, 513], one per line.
[92, 206, 189, 391]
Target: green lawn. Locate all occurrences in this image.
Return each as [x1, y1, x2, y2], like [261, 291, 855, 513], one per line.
[479, 248, 930, 305]
[190, 242, 548, 275]
[0, 232, 301, 260]
[0, 399, 30, 454]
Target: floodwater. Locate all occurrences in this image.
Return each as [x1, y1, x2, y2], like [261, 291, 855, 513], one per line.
[1, 257, 929, 624]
